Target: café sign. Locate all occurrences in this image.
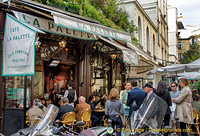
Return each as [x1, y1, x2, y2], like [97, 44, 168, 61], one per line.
[13, 11, 97, 40]
[2, 14, 36, 76]
[52, 12, 132, 42]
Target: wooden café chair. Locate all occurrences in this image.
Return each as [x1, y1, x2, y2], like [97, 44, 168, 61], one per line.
[80, 109, 91, 130]
[57, 112, 76, 129]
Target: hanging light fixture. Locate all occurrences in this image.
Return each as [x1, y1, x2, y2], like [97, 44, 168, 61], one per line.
[59, 39, 66, 48]
[65, 48, 69, 52]
[110, 54, 117, 59]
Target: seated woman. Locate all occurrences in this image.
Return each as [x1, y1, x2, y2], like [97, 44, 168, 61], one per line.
[105, 88, 124, 136]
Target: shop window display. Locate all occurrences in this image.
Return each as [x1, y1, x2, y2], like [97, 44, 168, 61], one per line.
[5, 76, 31, 108]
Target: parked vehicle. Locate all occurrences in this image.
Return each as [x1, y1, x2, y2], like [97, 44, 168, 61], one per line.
[11, 104, 114, 136]
[130, 94, 168, 136]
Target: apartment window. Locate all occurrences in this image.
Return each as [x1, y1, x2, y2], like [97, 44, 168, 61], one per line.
[178, 53, 183, 61]
[162, 47, 164, 63]
[153, 34, 155, 56]
[138, 16, 142, 46]
[164, 27, 166, 39]
[190, 38, 196, 45]
[178, 42, 184, 49]
[146, 27, 150, 53]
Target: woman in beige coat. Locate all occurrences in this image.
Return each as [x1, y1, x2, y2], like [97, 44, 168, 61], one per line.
[172, 78, 193, 136]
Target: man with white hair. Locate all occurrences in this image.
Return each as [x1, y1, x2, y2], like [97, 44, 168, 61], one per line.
[74, 96, 90, 121]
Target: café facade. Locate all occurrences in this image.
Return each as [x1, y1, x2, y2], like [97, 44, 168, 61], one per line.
[0, 0, 139, 134]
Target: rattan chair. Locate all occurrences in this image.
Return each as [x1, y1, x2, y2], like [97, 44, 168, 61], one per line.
[80, 109, 91, 130]
[58, 112, 76, 129]
[188, 108, 200, 135]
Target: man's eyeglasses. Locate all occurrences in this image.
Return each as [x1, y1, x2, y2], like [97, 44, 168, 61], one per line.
[171, 86, 176, 87]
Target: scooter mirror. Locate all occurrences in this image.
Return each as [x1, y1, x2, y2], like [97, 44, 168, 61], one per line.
[132, 101, 138, 111]
[75, 121, 85, 127]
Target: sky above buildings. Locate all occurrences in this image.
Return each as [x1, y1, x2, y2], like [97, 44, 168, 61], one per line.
[168, 0, 200, 26]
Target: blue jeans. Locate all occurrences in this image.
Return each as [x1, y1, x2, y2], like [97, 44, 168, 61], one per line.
[91, 115, 99, 127]
[109, 115, 122, 136]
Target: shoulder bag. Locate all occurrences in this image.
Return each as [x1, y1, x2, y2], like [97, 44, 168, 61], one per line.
[110, 101, 126, 128]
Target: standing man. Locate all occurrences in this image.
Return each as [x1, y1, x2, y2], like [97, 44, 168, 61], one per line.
[141, 83, 160, 129]
[56, 97, 74, 120]
[64, 82, 77, 107]
[148, 81, 157, 93]
[126, 80, 146, 127]
[169, 82, 180, 99]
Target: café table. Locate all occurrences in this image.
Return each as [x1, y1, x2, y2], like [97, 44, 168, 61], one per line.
[94, 108, 105, 126]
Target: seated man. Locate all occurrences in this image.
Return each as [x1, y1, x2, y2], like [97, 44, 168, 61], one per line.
[88, 95, 104, 126]
[75, 96, 90, 121]
[27, 98, 46, 127]
[56, 97, 74, 120]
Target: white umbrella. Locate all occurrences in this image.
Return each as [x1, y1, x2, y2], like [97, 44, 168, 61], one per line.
[147, 64, 200, 75]
[189, 58, 200, 64]
[178, 72, 200, 79]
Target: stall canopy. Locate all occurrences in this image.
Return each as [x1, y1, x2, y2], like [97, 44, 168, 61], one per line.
[148, 63, 200, 76]
[189, 58, 200, 64]
[178, 72, 200, 80]
[99, 36, 138, 65]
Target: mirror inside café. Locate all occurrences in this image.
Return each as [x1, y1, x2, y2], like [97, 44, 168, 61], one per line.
[44, 63, 75, 105]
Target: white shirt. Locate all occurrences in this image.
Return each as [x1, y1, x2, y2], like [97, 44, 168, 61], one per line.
[146, 91, 153, 100]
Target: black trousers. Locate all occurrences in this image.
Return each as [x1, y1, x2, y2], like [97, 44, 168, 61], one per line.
[180, 122, 188, 136]
[163, 114, 170, 136]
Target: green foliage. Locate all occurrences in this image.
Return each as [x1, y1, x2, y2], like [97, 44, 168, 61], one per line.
[88, 0, 137, 33]
[88, 0, 106, 10]
[34, 0, 137, 35]
[180, 43, 200, 64]
[82, 1, 121, 30]
[189, 80, 200, 96]
[132, 37, 138, 45]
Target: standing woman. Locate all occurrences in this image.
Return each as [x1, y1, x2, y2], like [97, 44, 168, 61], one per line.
[105, 88, 125, 136]
[172, 78, 193, 136]
[156, 81, 172, 136]
[120, 81, 132, 117]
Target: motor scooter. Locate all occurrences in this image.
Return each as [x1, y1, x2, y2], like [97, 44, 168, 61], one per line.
[129, 93, 168, 136]
[11, 104, 115, 136]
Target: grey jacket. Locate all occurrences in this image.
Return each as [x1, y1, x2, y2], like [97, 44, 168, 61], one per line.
[105, 100, 124, 116]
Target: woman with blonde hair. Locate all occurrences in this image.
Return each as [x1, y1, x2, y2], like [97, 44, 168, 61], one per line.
[105, 88, 124, 136]
[172, 78, 193, 136]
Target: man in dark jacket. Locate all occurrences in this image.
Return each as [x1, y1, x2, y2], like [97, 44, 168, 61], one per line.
[127, 80, 146, 117]
[56, 97, 74, 120]
[88, 95, 105, 126]
[126, 80, 146, 128]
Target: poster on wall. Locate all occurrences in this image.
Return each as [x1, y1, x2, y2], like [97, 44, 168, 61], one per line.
[2, 13, 36, 76]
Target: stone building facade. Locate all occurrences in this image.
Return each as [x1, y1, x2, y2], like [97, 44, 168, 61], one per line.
[119, 0, 169, 87]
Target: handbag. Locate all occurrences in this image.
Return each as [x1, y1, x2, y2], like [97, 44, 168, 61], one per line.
[110, 101, 126, 128]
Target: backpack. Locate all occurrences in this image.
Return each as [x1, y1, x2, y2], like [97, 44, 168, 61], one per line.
[67, 89, 75, 103]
